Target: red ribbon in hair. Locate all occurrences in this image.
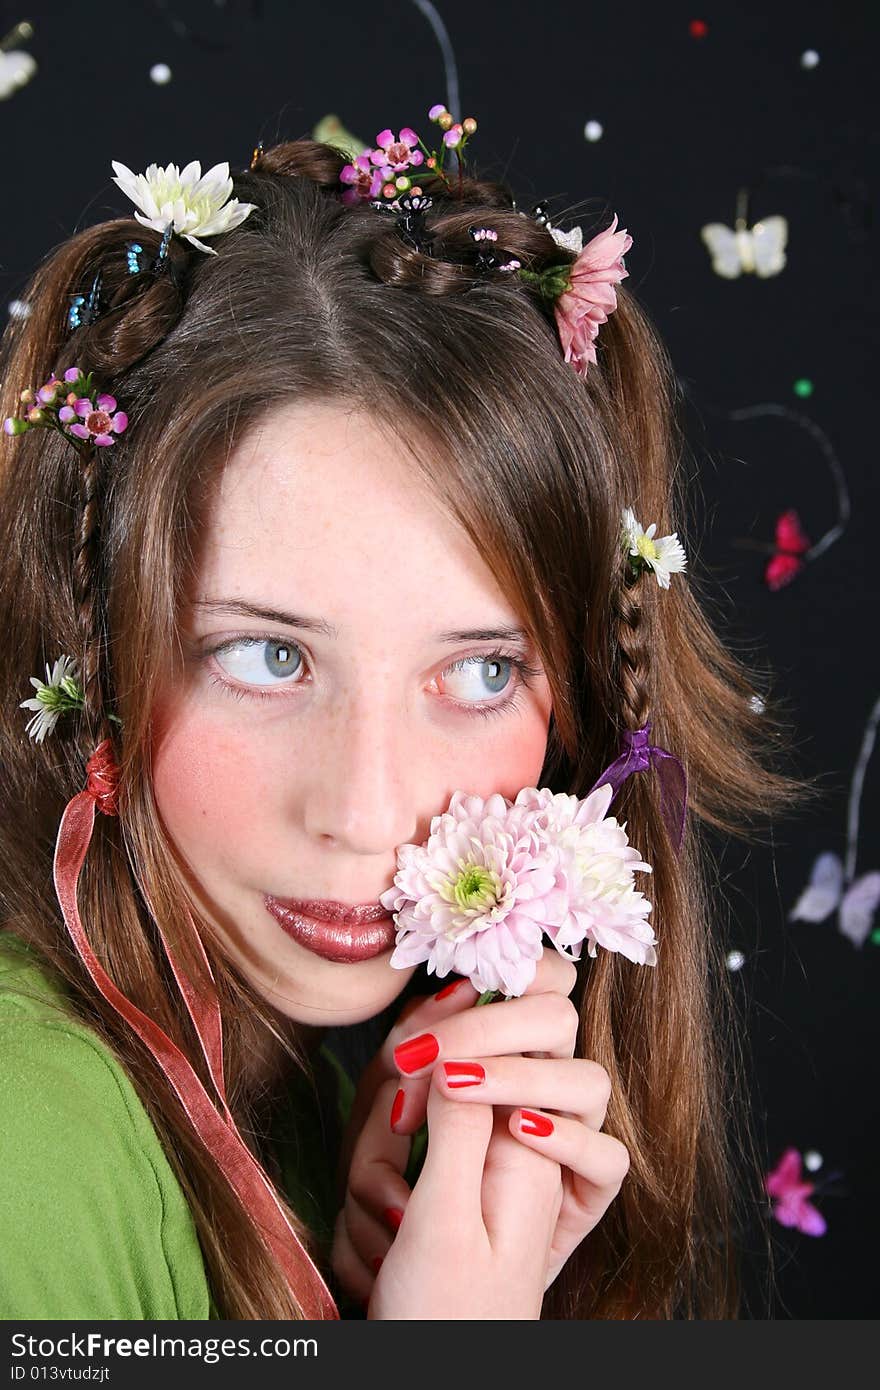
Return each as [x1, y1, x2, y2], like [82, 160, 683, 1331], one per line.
[52, 739, 339, 1320]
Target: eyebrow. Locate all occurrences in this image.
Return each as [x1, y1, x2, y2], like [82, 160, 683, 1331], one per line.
[193, 598, 530, 647]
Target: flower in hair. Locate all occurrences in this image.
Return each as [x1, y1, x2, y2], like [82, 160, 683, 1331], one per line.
[342, 105, 478, 205]
[109, 160, 257, 255]
[370, 128, 425, 179]
[380, 781, 655, 1000]
[339, 153, 384, 205]
[20, 656, 84, 743]
[58, 390, 127, 446]
[518, 214, 632, 378]
[4, 367, 127, 449]
[622, 506, 688, 588]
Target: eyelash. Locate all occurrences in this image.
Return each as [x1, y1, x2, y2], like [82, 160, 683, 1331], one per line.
[204, 634, 541, 721]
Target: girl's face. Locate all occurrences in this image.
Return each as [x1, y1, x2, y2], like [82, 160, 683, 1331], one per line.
[150, 399, 553, 1030]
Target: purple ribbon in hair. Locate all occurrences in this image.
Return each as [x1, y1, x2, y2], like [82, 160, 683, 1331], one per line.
[587, 720, 688, 853]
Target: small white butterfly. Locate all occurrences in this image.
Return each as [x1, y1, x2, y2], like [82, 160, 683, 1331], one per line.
[0, 49, 36, 101]
[700, 215, 788, 279]
[789, 851, 880, 947]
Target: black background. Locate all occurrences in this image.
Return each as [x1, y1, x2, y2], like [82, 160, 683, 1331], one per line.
[2, 0, 878, 1318]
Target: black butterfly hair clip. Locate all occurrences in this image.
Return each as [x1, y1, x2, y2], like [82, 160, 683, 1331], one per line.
[67, 226, 176, 336]
[67, 270, 105, 332]
[468, 227, 521, 275]
[369, 192, 435, 256]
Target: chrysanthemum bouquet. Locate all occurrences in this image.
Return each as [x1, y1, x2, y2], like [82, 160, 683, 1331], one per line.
[380, 780, 656, 1184]
[380, 780, 657, 1002]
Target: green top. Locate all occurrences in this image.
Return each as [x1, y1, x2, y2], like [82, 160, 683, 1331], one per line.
[0, 928, 356, 1319]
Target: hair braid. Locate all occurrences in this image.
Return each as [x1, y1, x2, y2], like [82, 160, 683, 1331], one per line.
[614, 567, 653, 732]
[71, 439, 112, 750]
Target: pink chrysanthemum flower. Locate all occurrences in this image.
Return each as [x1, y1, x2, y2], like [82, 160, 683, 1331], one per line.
[380, 790, 568, 997]
[513, 783, 656, 965]
[369, 127, 425, 181]
[58, 393, 128, 446]
[555, 213, 633, 379]
[339, 152, 385, 205]
[381, 782, 656, 996]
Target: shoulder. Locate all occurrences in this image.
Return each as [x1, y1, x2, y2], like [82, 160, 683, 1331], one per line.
[0, 929, 214, 1319]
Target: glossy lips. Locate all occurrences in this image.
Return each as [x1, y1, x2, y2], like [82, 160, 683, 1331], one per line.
[263, 894, 397, 963]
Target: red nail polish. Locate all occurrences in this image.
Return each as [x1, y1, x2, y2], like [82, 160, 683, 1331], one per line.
[383, 1205, 404, 1231]
[434, 978, 464, 1001]
[442, 1061, 485, 1087]
[394, 1031, 439, 1073]
[390, 1087, 405, 1129]
[520, 1109, 554, 1137]
[371, 1255, 384, 1274]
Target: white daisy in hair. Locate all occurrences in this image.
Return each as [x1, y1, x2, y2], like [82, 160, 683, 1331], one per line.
[621, 506, 688, 589]
[20, 655, 84, 743]
[110, 160, 257, 255]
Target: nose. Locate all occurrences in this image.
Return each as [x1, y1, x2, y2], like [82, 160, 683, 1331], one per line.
[301, 689, 426, 855]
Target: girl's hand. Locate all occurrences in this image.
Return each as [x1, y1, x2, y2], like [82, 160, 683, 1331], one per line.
[330, 953, 631, 1318]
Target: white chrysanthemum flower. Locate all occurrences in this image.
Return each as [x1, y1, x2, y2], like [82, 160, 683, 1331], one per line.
[549, 224, 584, 254]
[110, 159, 257, 255]
[514, 784, 657, 965]
[20, 655, 84, 743]
[621, 505, 688, 589]
[380, 790, 568, 997]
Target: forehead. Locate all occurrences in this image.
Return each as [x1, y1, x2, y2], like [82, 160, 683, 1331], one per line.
[192, 398, 520, 636]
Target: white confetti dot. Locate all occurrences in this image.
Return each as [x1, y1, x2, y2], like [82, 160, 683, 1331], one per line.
[150, 63, 172, 85]
[8, 299, 31, 319]
[803, 1149, 823, 1171]
[800, 50, 820, 70]
[725, 950, 746, 972]
[583, 120, 604, 143]
[749, 695, 766, 714]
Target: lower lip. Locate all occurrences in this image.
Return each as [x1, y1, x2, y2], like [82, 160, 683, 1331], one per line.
[263, 895, 397, 963]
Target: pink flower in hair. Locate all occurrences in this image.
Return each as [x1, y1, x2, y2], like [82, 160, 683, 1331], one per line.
[59, 393, 128, 447]
[554, 214, 633, 378]
[370, 127, 425, 181]
[339, 152, 385, 205]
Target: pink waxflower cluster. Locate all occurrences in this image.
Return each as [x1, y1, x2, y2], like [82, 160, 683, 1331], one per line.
[4, 366, 127, 447]
[380, 781, 656, 997]
[339, 103, 478, 205]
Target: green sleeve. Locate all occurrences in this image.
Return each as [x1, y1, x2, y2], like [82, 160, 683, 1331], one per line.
[0, 1001, 213, 1320]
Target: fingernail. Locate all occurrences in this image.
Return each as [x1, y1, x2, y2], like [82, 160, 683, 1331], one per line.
[393, 1031, 439, 1074]
[371, 1255, 384, 1274]
[520, 1109, 554, 1137]
[390, 1087, 405, 1129]
[383, 1205, 404, 1231]
[434, 978, 465, 1001]
[442, 1061, 485, 1088]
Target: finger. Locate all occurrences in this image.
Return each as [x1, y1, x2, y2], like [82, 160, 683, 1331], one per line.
[391, 990, 581, 1091]
[346, 1077, 413, 1225]
[409, 1067, 494, 1225]
[376, 976, 483, 1140]
[330, 1207, 375, 1307]
[507, 1108, 631, 1285]
[480, 1106, 564, 1258]
[435, 1055, 612, 1130]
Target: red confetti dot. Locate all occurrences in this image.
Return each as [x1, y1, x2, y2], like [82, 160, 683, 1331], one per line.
[689, 19, 708, 38]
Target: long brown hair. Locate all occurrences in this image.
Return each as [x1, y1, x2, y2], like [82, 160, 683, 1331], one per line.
[0, 137, 820, 1318]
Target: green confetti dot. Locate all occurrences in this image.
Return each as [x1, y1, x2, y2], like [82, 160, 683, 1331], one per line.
[869, 927, 880, 946]
[793, 378, 814, 398]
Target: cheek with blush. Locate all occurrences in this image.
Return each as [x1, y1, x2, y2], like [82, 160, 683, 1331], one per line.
[149, 698, 269, 877]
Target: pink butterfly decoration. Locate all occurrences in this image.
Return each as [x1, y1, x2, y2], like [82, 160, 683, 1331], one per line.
[765, 509, 811, 591]
[789, 851, 880, 947]
[765, 1148, 827, 1236]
